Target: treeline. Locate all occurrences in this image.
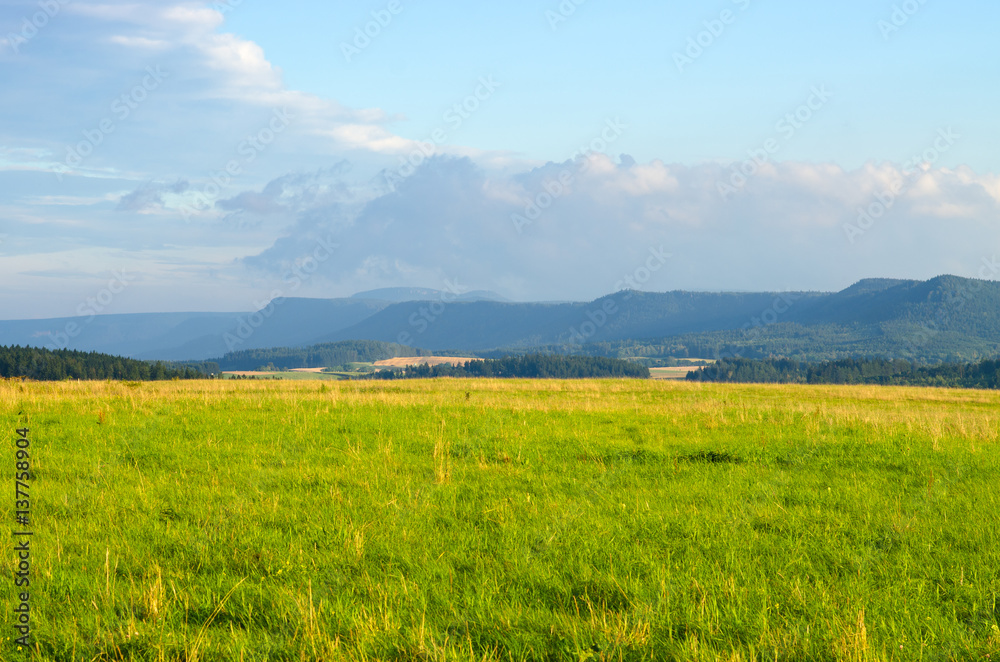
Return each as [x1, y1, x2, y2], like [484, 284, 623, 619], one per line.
[0, 345, 209, 381]
[212, 340, 427, 371]
[370, 354, 650, 380]
[175, 360, 220, 374]
[529, 321, 1000, 366]
[686, 357, 1000, 389]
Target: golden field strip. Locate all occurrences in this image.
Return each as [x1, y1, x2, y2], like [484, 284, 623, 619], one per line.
[372, 357, 482, 368]
[1, 378, 999, 660]
[649, 367, 697, 380]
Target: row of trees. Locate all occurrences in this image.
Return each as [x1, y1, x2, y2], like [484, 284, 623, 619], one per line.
[531, 321, 1000, 367]
[0, 346, 209, 381]
[687, 357, 1000, 389]
[369, 354, 650, 380]
[213, 340, 427, 371]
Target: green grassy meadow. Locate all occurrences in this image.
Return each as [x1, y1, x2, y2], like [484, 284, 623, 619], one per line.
[2, 378, 999, 660]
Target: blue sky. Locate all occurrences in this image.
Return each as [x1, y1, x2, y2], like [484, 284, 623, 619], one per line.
[1, 0, 998, 318]
[227, 0, 997, 170]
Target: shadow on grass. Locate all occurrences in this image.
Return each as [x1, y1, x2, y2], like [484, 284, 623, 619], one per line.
[678, 450, 742, 465]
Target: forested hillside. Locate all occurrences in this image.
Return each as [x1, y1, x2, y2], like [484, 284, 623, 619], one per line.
[4, 276, 999, 363]
[552, 320, 1000, 365]
[0, 345, 208, 381]
[324, 276, 1000, 363]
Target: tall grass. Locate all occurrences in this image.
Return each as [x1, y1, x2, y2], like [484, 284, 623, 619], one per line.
[1, 378, 999, 660]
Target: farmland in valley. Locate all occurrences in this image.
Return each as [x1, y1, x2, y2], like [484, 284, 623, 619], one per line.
[649, 366, 697, 380]
[372, 357, 482, 368]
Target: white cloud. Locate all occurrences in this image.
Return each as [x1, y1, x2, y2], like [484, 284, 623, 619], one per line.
[1, 0, 411, 186]
[223, 155, 1000, 303]
[2, 1, 999, 317]
[324, 124, 414, 154]
[197, 32, 282, 95]
[23, 193, 126, 206]
[107, 35, 172, 50]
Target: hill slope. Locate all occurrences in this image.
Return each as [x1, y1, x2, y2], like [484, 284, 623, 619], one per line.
[2, 276, 998, 362]
[319, 290, 831, 351]
[574, 276, 1000, 363]
[0, 298, 392, 361]
[350, 287, 509, 303]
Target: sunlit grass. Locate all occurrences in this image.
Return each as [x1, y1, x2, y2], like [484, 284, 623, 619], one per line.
[2, 378, 999, 660]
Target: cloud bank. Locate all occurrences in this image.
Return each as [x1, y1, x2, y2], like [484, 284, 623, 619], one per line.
[226, 154, 1000, 302]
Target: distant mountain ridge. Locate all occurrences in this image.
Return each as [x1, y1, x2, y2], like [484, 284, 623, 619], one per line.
[837, 278, 916, 297]
[2, 276, 998, 363]
[0, 298, 393, 361]
[577, 275, 1000, 364]
[318, 290, 832, 351]
[350, 287, 509, 303]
